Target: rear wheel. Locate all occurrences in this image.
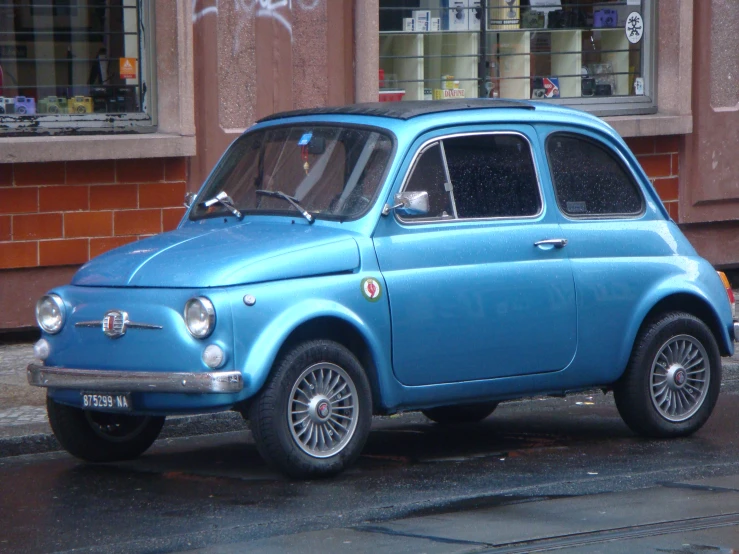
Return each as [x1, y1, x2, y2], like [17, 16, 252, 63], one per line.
[249, 340, 372, 478]
[614, 312, 721, 438]
[47, 396, 165, 462]
[422, 402, 498, 424]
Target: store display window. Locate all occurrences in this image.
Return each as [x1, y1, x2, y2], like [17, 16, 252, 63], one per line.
[379, 0, 654, 115]
[0, 0, 153, 133]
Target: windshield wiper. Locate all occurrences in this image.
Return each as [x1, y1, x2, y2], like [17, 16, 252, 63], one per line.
[202, 191, 243, 219]
[256, 190, 314, 224]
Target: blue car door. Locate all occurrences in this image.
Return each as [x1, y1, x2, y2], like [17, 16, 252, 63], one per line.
[372, 126, 578, 386]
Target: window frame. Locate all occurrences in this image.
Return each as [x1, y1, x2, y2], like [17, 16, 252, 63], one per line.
[396, 130, 545, 225]
[378, 0, 656, 117]
[545, 131, 647, 220]
[0, 0, 157, 135]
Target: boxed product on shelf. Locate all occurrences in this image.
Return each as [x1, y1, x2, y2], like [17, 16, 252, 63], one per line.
[593, 8, 618, 28]
[14, 96, 36, 115]
[469, 0, 482, 30]
[445, 0, 468, 31]
[441, 75, 458, 90]
[69, 96, 93, 114]
[431, 17, 441, 31]
[488, 0, 520, 30]
[413, 10, 430, 32]
[403, 17, 415, 32]
[0, 97, 15, 114]
[38, 96, 68, 114]
[379, 90, 406, 102]
[434, 88, 466, 99]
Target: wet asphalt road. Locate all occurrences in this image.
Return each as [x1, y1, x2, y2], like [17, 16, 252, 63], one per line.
[1, 377, 739, 554]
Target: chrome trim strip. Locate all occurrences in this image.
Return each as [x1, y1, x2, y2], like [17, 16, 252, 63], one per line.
[27, 364, 243, 394]
[733, 322, 739, 342]
[75, 321, 163, 330]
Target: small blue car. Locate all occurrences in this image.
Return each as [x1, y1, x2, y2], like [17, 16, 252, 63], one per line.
[29, 100, 737, 478]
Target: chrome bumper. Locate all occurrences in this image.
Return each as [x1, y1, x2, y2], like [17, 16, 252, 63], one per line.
[735, 322, 739, 342]
[27, 363, 243, 394]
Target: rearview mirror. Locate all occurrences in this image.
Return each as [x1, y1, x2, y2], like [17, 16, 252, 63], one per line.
[393, 191, 429, 216]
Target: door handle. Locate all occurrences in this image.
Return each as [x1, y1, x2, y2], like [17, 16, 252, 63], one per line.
[534, 238, 568, 249]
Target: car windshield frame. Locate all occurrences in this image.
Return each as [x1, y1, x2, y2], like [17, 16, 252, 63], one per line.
[189, 122, 397, 223]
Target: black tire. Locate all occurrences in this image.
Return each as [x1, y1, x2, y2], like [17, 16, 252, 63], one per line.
[47, 396, 165, 462]
[613, 312, 721, 438]
[249, 340, 373, 479]
[422, 402, 498, 424]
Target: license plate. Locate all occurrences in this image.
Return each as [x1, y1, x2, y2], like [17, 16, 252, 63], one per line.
[81, 393, 132, 412]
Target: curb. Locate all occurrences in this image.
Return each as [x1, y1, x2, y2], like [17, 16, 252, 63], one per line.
[0, 410, 247, 459]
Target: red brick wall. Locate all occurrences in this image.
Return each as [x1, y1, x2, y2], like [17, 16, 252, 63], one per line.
[624, 136, 680, 221]
[0, 158, 188, 270]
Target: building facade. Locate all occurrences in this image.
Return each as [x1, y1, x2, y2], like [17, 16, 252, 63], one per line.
[0, 0, 736, 330]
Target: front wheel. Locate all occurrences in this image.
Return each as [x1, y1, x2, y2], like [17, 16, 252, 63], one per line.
[614, 312, 721, 438]
[422, 402, 498, 424]
[249, 340, 372, 479]
[47, 396, 165, 462]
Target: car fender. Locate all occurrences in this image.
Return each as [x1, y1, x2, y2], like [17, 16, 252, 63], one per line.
[240, 297, 394, 402]
[617, 272, 733, 378]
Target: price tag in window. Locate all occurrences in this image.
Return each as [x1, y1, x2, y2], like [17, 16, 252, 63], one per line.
[120, 58, 138, 80]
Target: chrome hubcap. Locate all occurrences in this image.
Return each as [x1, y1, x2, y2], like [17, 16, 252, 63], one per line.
[288, 362, 359, 458]
[650, 335, 710, 422]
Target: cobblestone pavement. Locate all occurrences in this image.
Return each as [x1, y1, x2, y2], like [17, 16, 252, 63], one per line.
[0, 343, 48, 433]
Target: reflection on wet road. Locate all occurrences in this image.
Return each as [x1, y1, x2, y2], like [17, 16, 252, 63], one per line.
[2, 388, 739, 553]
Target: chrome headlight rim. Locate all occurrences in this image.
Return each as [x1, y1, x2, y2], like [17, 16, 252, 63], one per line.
[35, 294, 66, 335]
[184, 296, 216, 339]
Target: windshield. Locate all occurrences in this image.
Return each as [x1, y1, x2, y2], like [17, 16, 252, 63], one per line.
[191, 124, 394, 221]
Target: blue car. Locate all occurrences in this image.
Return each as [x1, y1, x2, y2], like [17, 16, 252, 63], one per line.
[29, 100, 737, 478]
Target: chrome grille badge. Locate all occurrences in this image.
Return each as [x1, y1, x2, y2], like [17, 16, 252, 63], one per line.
[102, 310, 128, 338]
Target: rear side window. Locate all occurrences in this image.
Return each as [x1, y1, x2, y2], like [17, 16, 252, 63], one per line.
[444, 134, 541, 219]
[547, 134, 644, 217]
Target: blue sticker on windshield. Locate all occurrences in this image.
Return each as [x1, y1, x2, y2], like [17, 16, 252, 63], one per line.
[298, 132, 313, 146]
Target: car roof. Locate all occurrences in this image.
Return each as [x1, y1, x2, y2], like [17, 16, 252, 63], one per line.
[256, 99, 535, 122]
[253, 99, 618, 142]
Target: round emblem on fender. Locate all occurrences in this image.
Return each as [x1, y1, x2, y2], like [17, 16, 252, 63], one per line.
[317, 401, 330, 419]
[361, 277, 382, 302]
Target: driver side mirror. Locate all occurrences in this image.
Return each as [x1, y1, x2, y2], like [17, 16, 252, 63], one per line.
[393, 191, 429, 216]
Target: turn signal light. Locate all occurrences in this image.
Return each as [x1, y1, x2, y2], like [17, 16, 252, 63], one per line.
[717, 271, 735, 318]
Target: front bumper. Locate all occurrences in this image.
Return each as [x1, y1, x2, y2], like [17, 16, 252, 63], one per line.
[27, 363, 244, 394]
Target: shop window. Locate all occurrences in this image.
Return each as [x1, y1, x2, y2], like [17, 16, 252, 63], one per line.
[444, 134, 541, 218]
[379, 0, 654, 116]
[546, 133, 644, 217]
[0, 0, 153, 133]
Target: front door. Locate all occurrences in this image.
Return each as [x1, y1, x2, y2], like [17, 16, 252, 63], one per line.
[373, 127, 577, 386]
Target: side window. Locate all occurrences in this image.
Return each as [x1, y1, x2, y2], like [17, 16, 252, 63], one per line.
[547, 134, 644, 217]
[443, 134, 541, 218]
[403, 142, 454, 219]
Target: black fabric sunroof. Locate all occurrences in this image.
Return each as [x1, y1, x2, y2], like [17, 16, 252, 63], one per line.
[257, 99, 535, 123]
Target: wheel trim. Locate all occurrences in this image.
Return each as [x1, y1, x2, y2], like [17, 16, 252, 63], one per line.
[650, 334, 710, 422]
[288, 362, 359, 459]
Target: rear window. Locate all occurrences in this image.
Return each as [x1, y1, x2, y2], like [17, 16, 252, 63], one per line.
[546, 134, 644, 217]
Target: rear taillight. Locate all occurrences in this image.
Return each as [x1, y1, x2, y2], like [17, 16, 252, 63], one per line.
[717, 271, 735, 318]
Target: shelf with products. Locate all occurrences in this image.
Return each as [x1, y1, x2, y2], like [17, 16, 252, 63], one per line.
[380, 30, 480, 101]
[379, 1, 646, 103]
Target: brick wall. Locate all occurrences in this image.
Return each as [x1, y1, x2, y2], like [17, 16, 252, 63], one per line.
[0, 158, 188, 270]
[624, 136, 680, 221]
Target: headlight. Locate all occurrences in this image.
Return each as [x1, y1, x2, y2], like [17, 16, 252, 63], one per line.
[184, 297, 215, 338]
[35, 294, 65, 334]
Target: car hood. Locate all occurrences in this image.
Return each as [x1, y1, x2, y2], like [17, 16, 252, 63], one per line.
[72, 221, 361, 288]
